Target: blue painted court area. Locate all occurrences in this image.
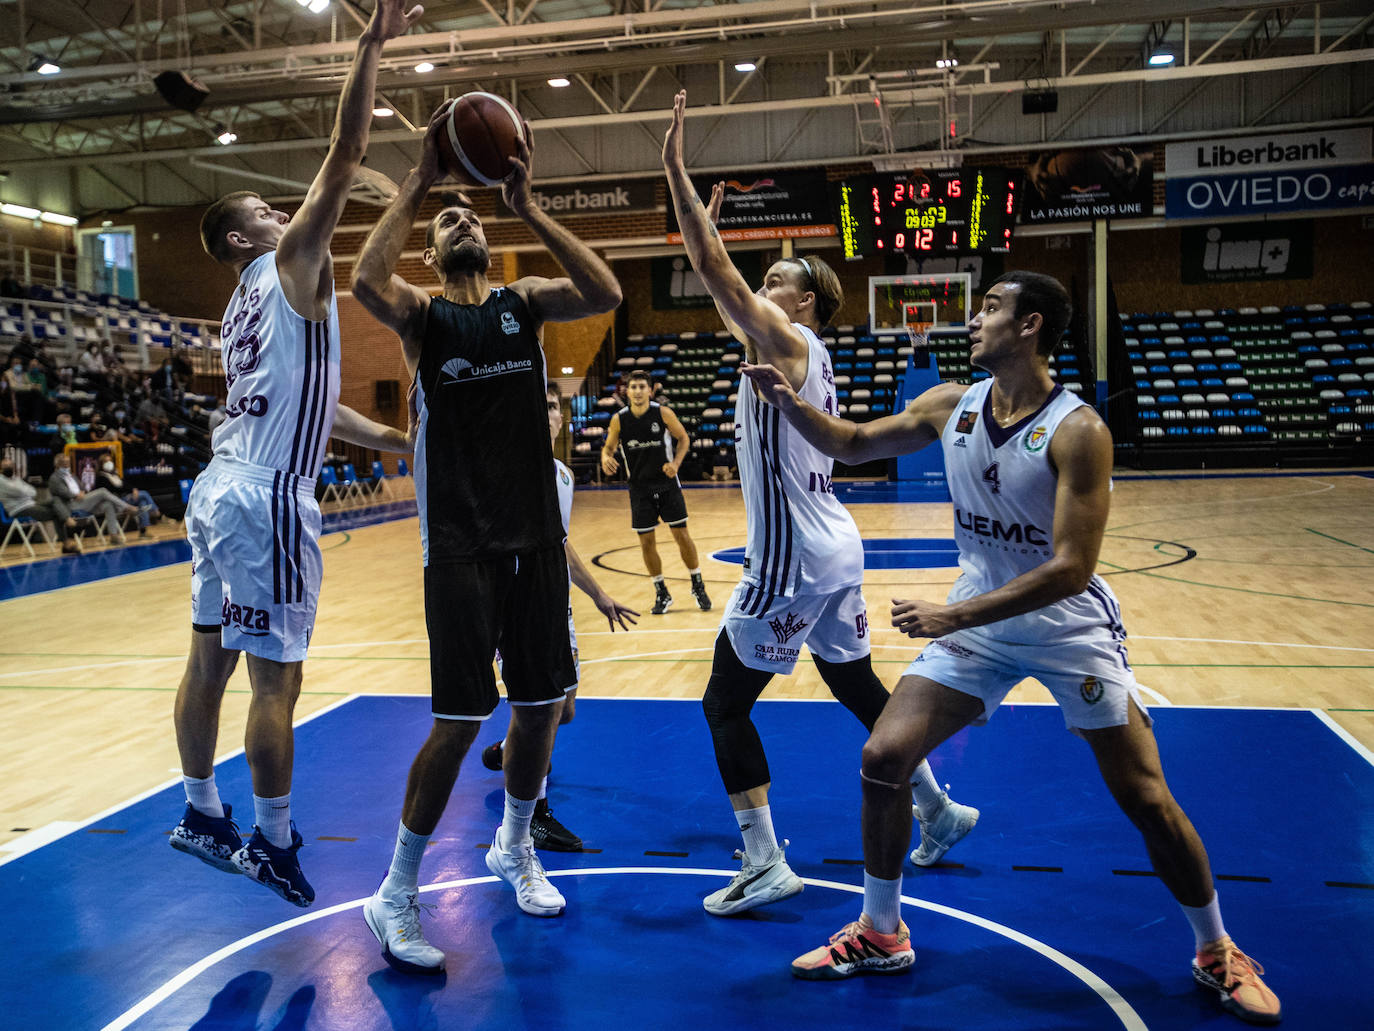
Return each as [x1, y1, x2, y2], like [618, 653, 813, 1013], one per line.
[2, 700, 1369, 1030]
[713, 537, 960, 570]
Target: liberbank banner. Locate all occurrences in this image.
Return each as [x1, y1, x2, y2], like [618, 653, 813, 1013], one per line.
[1165, 127, 1374, 218]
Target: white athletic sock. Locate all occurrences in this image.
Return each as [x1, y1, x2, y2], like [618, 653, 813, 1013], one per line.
[537, 775, 548, 802]
[689, 568, 702, 577]
[380, 821, 430, 898]
[652, 575, 665, 585]
[864, 871, 903, 935]
[500, 792, 538, 848]
[1180, 893, 1227, 951]
[735, 804, 780, 866]
[909, 760, 945, 820]
[254, 793, 293, 848]
[183, 774, 224, 818]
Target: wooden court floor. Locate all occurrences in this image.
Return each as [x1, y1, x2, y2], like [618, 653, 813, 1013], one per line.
[1, 470, 1372, 849]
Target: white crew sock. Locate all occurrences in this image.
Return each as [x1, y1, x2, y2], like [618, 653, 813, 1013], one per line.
[689, 568, 702, 577]
[380, 821, 430, 898]
[183, 774, 224, 818]
[652, 575, 665, 585]
[500, 792, 538, 848]
[1180, 893, 1228, 951]
[864, 871, 903, 935]
[537, 775, 548, 802]
[735, 804, 780, 866]
[909, 760, 945, 820]
[254, 793, 293, 848]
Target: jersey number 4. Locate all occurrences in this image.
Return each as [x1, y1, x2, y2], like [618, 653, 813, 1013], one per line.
[982, 462, 1001, 495]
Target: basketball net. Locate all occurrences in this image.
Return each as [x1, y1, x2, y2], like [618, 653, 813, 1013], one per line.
[906, 320, 934, 350]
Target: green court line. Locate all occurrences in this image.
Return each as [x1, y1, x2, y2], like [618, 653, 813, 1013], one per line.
[1097, 559, 1374, 608]
[1305, 528, 1374, 555]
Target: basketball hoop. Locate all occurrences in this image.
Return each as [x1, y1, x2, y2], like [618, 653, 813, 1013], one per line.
[906, 320, 934, 350]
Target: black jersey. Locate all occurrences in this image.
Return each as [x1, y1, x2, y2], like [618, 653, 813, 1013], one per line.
[617, 402, 676, 490]
[414, 289, 562, 564]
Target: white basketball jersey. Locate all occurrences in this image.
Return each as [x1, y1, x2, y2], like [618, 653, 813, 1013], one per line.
[211, 252, 341, 478]
[554, 458, 574, 535]
[736, 324, 864, 601]
[941, 378, 1125, 644]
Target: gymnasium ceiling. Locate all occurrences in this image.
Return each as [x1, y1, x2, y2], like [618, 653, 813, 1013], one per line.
[1, 0, 1372, 215]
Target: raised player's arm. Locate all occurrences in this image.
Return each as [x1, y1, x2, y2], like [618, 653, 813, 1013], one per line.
[329, 403, 413, 453]
[351, 107, 454, 377]
[599, 412, 622, 476]
[663, 91, 806, 383]
[741, 361, 963, 464]
[503, 132, 622, 324]
[660, 406, 691, 477]
[566, 539, 639, 631]
[891, 408, 1115, 639]
[276, 0, 423, 317]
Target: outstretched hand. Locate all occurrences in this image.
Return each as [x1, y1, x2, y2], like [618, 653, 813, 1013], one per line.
[596, 594, 640, 632]
[706, 180, 726, 225]
[365, 0, 425, 43]
[417, 100, 453, 185]
[740, 362, 800, 410]
[662, 90, 688, 170]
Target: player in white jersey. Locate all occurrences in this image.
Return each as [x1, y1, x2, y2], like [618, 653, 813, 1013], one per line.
[167, 0, 425, 909]
[745, 271, 1280, 1026]
[482, 383, 639, 851]
[664, 91, 977, 920]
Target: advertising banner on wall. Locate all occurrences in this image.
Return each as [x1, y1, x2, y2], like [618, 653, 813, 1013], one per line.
[1020, 146, 1155, 222]
[1180, 220, 1313, 283]
[1164, 127, 1373, 218]
[652, 252, 762, 309]
[666, 171, 835, 242]
[500, 179, 657, 217]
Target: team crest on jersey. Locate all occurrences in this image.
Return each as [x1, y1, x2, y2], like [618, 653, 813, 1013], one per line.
[651, 422, 660, 433]
[1024, 425, 1050, 453]
[559, 467, 571, 485]
[769, 611, 808, 644]
[1080, 675, 1103, 704]
[500, 311, 521, 335]
[955, 410, 978, 433]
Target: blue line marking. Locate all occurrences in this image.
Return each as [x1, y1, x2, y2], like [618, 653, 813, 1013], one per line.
[712, 536, 960, 570]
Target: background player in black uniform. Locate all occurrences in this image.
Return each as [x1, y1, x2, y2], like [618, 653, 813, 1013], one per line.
[599, 369, 711, 614]
[350, 104, 622, 974]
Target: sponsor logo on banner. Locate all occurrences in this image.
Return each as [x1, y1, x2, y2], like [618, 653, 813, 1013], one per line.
[501, 179, 657, 216]
[1166, 163, 1374, 218]
[667, 170, 835, 242]
[1180, 220, 1314, 283]
[1164, 128, 1370, 178]
[1021, 146, 1155, 222]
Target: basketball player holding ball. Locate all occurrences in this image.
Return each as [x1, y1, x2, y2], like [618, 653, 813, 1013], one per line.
[351, 97, 622, 973]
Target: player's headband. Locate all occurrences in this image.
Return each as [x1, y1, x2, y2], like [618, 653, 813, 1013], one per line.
[791, 256, 815, 289]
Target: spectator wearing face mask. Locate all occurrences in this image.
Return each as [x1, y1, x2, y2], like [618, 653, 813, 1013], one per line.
[0, 458, 79, 552]
[95, 455, 160, 536]
[47, 450, 138, 542]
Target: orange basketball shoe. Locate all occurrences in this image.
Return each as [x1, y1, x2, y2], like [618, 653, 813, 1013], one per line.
[1192, 936, 1281, 1025]
[791, 913, 914, 980]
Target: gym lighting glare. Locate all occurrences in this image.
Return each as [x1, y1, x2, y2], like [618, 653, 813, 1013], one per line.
[548, 77, 571, 87]
[215, 127, 238, 145]
[1, 203, 41, 219]
[1149, 51, 1176, 66]
[372, 106, 394, 117]
[40, 211, 79, 226]
[294, 0, 330, 12]
[936, 58, 959, 69]
[734, 61, 757, 72]
[29, 56, 61, 75]
[414, 61, 435, 73]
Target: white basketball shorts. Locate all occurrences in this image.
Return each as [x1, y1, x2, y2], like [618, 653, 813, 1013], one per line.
[903, 624, 1152, 736]
[722, 580, 870, 674]
[187, 455, 323, 663]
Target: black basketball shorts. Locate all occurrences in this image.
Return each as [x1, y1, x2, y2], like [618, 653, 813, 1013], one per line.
[424, 545, 575, 719]
[630, 482, 689, 533]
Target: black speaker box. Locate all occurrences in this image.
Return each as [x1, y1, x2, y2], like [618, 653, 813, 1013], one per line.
[154, 70, 210, 113]
[1022, 89, 1059, 115]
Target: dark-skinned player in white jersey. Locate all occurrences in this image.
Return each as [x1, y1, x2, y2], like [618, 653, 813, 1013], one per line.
[350, 100, 622, 974]
[168, 0, 424, 910]
[744, 271, 1280, 1026]
[663, 90, 976, 920]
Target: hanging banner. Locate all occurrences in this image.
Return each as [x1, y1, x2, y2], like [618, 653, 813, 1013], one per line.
[666, 171, 835, 242]
[1166, 163, 1374, 218]
[1180, 220, 1313, 283]
[1165, 127, 1370, 178]
[1020, 146, 1155, 222]
[499, 179, 657, 216]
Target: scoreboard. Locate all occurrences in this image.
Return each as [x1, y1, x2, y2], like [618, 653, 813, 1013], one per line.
[835, 168, 1020, 259]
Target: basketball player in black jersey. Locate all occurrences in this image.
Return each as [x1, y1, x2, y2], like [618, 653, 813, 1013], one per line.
[350, 103, 622, 974]
[600, 369, 711, 614]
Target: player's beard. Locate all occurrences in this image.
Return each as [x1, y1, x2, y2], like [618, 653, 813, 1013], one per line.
[440, 239, 490, 276]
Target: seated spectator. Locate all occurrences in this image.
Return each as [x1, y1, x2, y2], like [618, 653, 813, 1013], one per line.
[95, 454, 160, 537]
[50, 411, 79, 449]
[152, 357, 178, 399]
[77, 343, 104, 375]
[26, 358, 50, 399]
[0, 377, 19, 445]
[0, 456, 78, 553]
[87, 412, 120, 444]
[5, 355, 39, 421]
[47, 450, 137, 541]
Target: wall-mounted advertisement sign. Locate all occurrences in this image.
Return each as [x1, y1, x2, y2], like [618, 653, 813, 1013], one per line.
[1020, 146, 1155, 222]
[1180, 220, 1313, 283]
[666, 171, 835, 242]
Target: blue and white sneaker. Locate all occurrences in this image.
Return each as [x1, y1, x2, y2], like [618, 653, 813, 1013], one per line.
[169, 802, 243, 874]
[231, 824, 315, 908]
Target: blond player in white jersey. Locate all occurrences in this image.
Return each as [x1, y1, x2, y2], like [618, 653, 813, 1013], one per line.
[744, 271, 1280, 1026]
[166, 0, 424, 910]
[663, 90, 975, 920]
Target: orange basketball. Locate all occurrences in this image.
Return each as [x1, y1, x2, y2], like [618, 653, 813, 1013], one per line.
[436, 92, 526, 186]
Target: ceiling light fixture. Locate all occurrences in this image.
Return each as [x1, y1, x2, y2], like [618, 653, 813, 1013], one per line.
[215, 126, 238, 145]
[414, 61, 435, 74]
[29, 56, 61, 75]
[548, 77, 571, 87]
[734, 61, 757, 72]
[1, 203, 42, 219]
[41, 211, 79, 226]
[372, 106, 394, 117]
[1149, 51, 1175, 66]
[936, 58, 959, 69]
[294, 0, 330, 12]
